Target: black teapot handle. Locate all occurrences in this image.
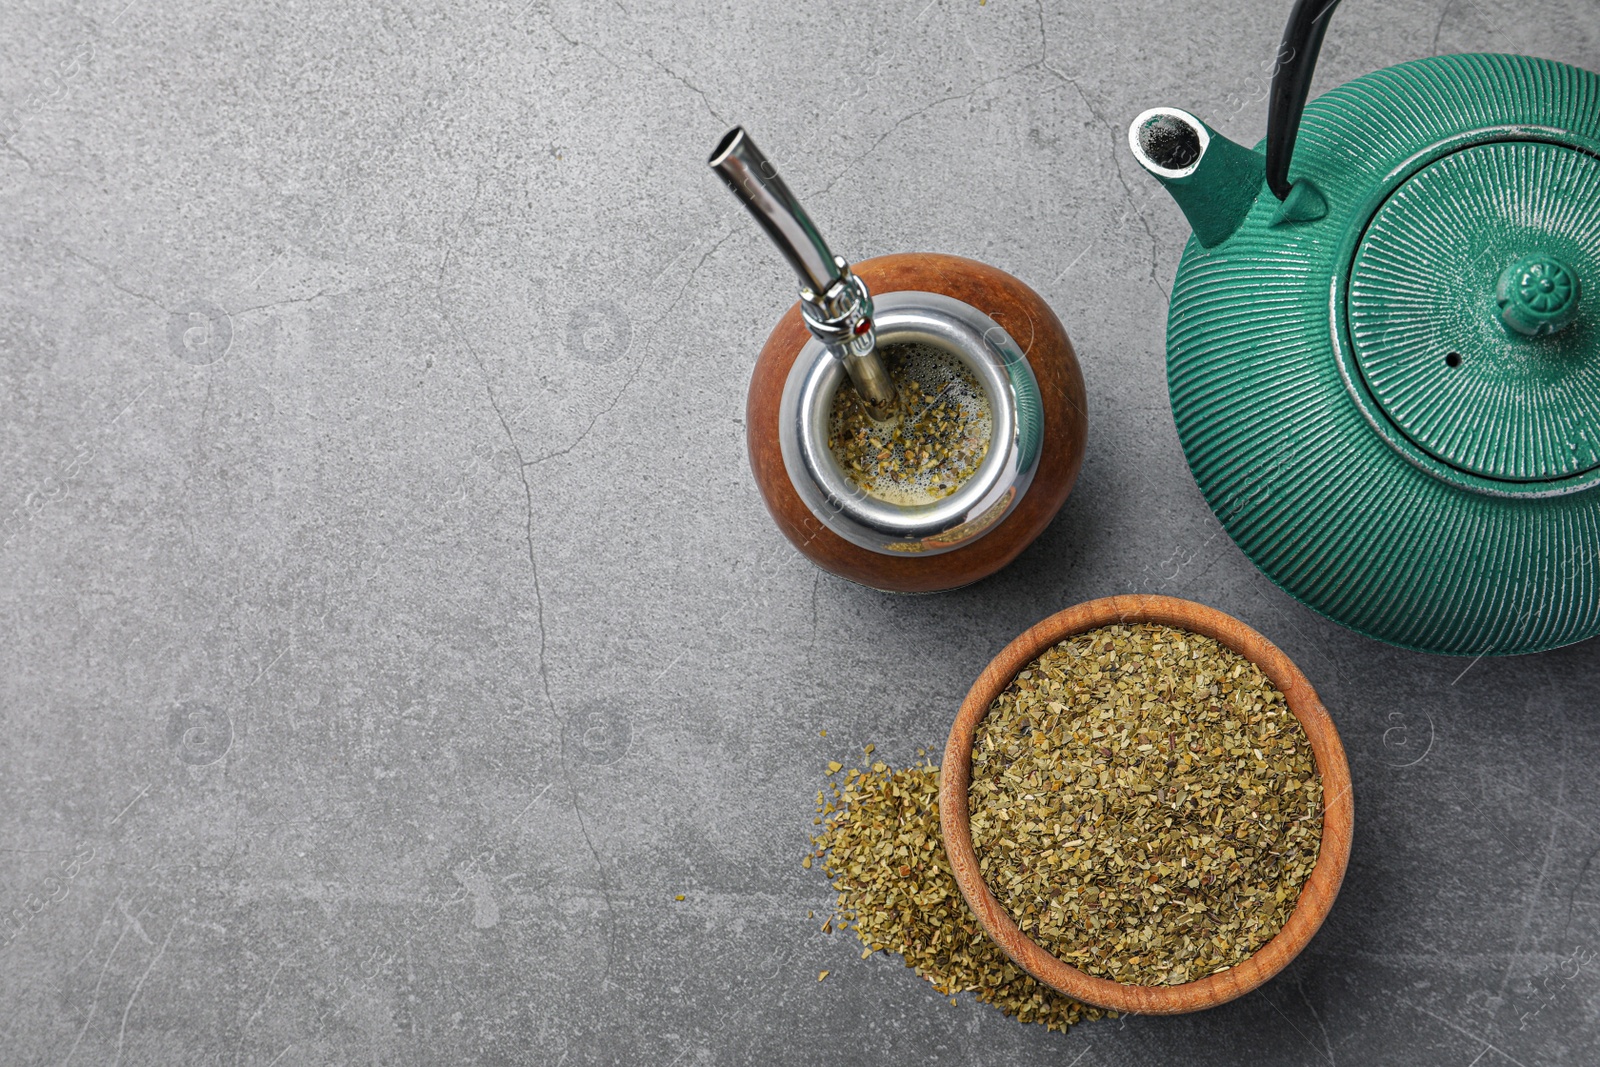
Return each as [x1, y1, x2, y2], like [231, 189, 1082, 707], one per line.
[1265, 0, 1345, 200]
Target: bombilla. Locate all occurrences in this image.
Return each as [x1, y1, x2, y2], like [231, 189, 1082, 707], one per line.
[709, 127, 897, 420]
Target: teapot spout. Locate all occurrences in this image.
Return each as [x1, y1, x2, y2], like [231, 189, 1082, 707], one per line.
[1128, 108, 1265, 249]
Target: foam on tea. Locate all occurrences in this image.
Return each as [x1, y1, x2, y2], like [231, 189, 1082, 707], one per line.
[826, 342, 992, 506]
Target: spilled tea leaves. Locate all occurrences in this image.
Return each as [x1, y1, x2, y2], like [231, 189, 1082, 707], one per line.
[809, 758, 1108, 1033]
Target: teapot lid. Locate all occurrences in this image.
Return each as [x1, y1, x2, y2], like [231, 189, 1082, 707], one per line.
[1349, 140, 1598, 482]
[1164, 53, 1600, 655]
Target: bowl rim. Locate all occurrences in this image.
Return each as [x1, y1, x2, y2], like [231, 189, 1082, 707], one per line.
[938, 594, 1354, 1015]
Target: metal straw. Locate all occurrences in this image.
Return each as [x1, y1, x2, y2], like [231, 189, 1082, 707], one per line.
[709, 127, 897, 420]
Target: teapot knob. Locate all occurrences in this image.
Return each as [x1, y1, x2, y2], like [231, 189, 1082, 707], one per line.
[1495, 254, 1582, 337]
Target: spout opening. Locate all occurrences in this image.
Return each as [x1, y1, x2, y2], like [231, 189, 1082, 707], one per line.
[1129, 108, 1209, 178]
[708, 126, 744, 168]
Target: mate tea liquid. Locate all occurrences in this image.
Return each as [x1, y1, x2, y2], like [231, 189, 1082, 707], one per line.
[827, 342, 993, 506]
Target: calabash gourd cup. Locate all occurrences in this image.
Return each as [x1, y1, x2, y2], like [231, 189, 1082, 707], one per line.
[939, 595, 1354, 1014]
[711, 128, 1087, 594]
[748, 252, 1087, 593]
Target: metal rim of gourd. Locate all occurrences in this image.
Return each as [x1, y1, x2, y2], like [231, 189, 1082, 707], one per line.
[779, 290, 1044, 556]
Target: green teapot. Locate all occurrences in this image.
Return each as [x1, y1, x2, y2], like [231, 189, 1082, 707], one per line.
[1129, 0, 1600, 655]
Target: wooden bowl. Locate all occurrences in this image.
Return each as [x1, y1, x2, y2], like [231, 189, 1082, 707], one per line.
[746, 252, 1087, 593]
[939, 594, 1353, 1014]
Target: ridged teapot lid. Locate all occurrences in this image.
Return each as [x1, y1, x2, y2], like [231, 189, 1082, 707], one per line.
[1349, 141, 1598, 483]
[1156, 51, 1600, 655]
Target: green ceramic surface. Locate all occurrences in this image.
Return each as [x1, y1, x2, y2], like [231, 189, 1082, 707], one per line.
[1162, 54, 1600, 655]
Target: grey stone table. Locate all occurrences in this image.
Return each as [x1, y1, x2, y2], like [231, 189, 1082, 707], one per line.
[1, 1, 1597, 1063]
